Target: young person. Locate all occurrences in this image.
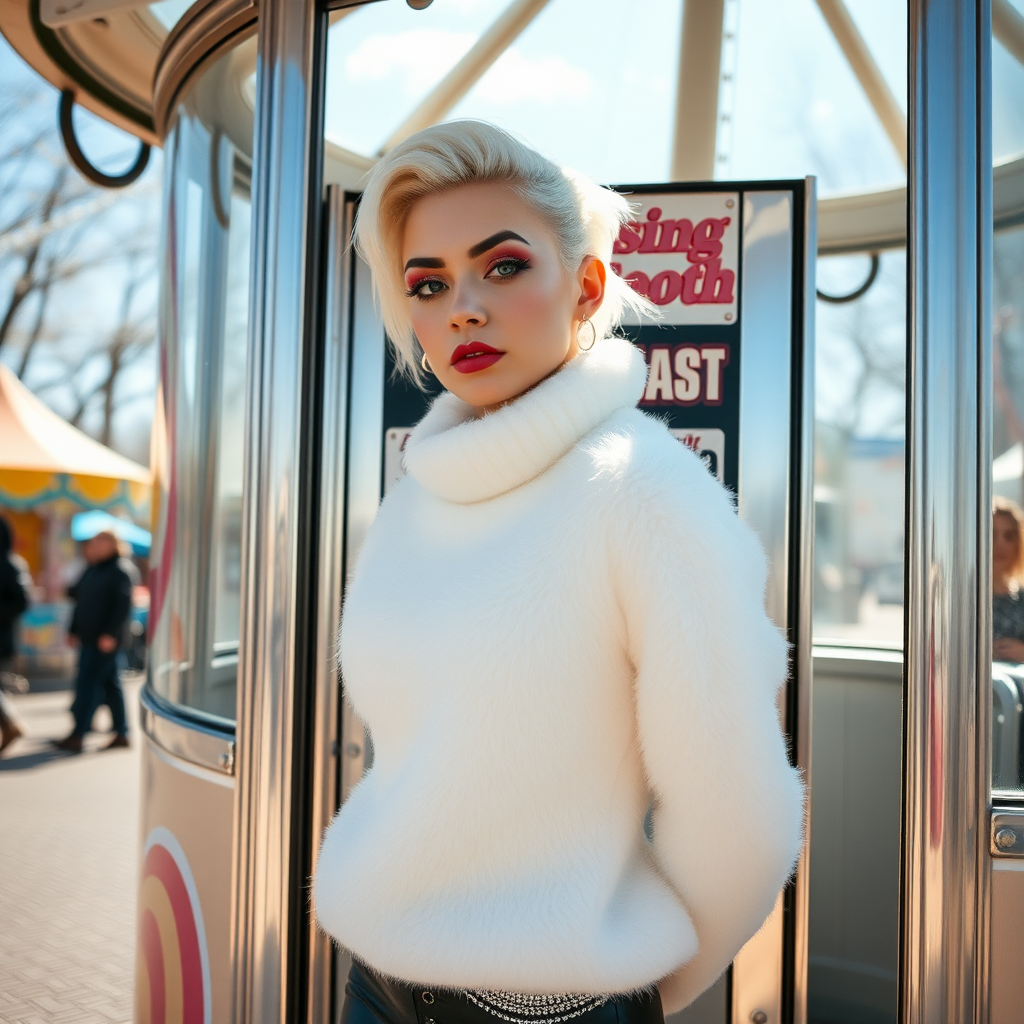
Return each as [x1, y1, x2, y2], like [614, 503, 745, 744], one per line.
[993, 496, 1024, 663]
[314, 121, 804, 1023]
[0, 516, 30, 755]
[54, 530, 135, 753]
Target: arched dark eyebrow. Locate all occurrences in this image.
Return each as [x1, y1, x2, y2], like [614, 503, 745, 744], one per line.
[468, 230, 530, 259]
[404, 256, 445, 272]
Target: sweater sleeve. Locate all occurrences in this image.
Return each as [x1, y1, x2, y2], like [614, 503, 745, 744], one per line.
[614, 437, 804, 1014]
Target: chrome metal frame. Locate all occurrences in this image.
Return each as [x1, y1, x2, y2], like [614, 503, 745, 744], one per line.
[140, 684, 236, 775]
[231, 0, 326, 1021]
[306, 184, 354, 1024]
[340, 211, 387, 609]
[152, 0, 257, 139]
[902, 1, 992, 1021]
[338, 200, 386, 812]
[977, 6, 994, 1021]
[791, 177, 818, 1024]
[731, 182, 815, 1024]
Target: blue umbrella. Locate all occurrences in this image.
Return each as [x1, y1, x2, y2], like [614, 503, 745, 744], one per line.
[71, 510, 151, 557]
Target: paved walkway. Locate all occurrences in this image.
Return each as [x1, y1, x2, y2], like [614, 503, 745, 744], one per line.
[0, 678, 142, 1024]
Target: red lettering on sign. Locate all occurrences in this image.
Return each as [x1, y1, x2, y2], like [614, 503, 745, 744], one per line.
[697, 259, 735, 303]
[658, 218, 695, 253]
[637, 208, 662, 253]
[639, 343, 732, 407]
[613, 222, 642, 255]
[631, 213, 694, 254]
[648, 270, 682, 306]
[688, 217, 730, 262]
[616, 209, 735, 308]
[677, 259, 734, 305]
[681, 264, 702, 304]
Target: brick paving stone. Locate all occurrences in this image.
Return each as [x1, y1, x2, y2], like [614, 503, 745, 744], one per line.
[0, 678, 142, 1024]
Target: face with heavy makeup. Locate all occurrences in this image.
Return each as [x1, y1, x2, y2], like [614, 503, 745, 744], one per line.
[401, 181, 606, 413]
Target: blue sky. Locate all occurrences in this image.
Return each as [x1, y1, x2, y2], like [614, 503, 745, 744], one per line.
[0, 0, 1022, 449]
[325, 0, 1023, 195]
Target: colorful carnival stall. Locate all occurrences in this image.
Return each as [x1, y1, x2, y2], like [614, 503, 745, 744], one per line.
[0, 365, 151, 672]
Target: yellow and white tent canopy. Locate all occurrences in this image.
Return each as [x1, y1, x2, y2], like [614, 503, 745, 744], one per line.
[0, 364, 150, 515]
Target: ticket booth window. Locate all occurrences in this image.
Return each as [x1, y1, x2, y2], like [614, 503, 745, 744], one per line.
[148, 38, 256, 724]
[813, 250, 906, 648]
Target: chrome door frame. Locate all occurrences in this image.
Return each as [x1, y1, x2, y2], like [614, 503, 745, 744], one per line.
[305, 184, 354, 1024]
[731, 181, 816, 1024]
[231, 0, 328, 1020]
[902, 0, 992, 1021]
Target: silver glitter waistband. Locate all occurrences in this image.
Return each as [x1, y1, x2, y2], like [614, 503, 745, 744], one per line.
[462, 990, 607, 1024]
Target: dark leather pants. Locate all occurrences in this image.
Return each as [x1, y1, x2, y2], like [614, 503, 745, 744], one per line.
[341, 961, 664, 1024]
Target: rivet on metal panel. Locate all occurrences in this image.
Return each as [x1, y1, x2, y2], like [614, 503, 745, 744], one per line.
[995, 828, 1018, 849]
[750, 1011, 768, 1024]
[991, 811, 1024, 857]
[345, 742, 362, 758]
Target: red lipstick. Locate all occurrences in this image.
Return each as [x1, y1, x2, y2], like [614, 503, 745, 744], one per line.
[450, 341, 505, 374]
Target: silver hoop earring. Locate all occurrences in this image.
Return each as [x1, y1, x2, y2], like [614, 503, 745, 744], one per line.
[577, 317, 597, 352]
[421, 351, 433, 375]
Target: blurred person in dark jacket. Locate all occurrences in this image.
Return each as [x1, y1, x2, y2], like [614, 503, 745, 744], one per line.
[0, 515, 30, 754]
[53, 530, 135, 753]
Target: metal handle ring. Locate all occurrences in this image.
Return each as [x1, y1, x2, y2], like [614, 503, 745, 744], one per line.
[58, 89, 151, 190]
[816, 252, 880, 304]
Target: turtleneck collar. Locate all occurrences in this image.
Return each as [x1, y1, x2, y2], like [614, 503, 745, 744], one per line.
[403, 337, 649, 504]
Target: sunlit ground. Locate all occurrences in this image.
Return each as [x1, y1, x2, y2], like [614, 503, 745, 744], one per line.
[0, 677, 142, 1024]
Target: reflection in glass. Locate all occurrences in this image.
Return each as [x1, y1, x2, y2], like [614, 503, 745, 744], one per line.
[813, 251, 906, 647]
[212, 192, 250, 651]
[807, 253, 905, 1024]
[147, 39, 255, 723]
[992, 224, 1024, 792]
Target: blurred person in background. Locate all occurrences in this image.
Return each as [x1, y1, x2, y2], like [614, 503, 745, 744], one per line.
[993, 496, 1024, 663]
[0, 515, 31, 755]
[53, 530, 136, 753]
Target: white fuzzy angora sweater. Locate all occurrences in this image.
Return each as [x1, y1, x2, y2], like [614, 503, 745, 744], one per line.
[314, 337, 804, 1013]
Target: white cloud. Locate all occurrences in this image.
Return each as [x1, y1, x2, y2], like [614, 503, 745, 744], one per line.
[476, 50, 592, 104]
[346, 30, 475, 95]
[345, 29, 592, 105]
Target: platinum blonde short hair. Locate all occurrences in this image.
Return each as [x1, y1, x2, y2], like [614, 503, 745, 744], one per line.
[354, 119, 654, 383]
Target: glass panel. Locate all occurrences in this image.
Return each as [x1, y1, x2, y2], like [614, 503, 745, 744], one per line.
[807, 251, 905, 1024]
[325, 0, 682, 187]
[324, 0, 915, 196]
[993, 0, 1024, 160]
[148, 36, 256, 722]
[992, 222, 1024, 793]
[211, 190, 250, 652]
[148, 0, 195, 32]
[727, 0, 906, 193]
[813, 251, 906, 647]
